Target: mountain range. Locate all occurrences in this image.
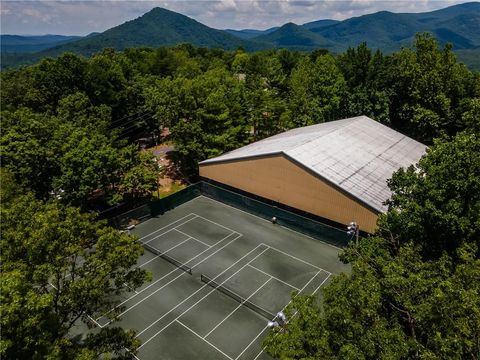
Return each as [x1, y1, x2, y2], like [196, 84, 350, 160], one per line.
[2, 2, 479, 69]
[1, 35, 82, 53]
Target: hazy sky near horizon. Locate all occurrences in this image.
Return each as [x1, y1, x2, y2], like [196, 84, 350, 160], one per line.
[1, 0, 474, 36]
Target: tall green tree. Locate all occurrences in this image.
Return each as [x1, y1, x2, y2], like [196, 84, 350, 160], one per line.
[287, 55, 346, 127]
[388, 34, 473, 143]
[0, 109, 59, 198]
[1, 192, 149, 359]
[337, 44, 390, 123]
[120, 151, 159, 205]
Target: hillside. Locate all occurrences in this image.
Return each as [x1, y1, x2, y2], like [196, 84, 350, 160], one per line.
[2, 2, 479, 70]
[254, 23, 333, 49]
[307, 2, 480, 51]
[35, 7, 266, 58]
[1, 35, 82, 53]
[224, 27, 279, 40]
[301, 19, 339, 30]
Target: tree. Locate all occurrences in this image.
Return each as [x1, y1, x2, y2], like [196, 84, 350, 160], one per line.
[287, 55, 345, 127]
[52, 127, 124, 207]
[0, 192, 149, 359]
[264, 132, 480, 359]
[387, 33, 473, 143]
[337, 44, 390, 123]
[0, 109, 59, 198]
[380, 131, 480, 259]
[120, 151, 159, 205]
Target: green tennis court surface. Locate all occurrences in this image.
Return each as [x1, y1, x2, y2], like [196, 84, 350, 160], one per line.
[98, 196, 349, 359]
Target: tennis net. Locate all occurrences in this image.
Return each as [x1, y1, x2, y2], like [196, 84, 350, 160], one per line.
[201, 274, 275, 320]
[141, 242, 192, 275]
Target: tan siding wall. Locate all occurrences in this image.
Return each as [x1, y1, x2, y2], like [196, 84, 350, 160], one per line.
[200, 155, 379, 233]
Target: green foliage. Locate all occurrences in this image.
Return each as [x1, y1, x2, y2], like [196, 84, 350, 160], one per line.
[0, 105, 159, 208]
[120, 151, 159, 204]
[264, 133, 480, 359]
[388, 34, 474, 142]
[287, 54, 345, 127]
[381, 131, 480, 258]
[0, 193, 149, 359]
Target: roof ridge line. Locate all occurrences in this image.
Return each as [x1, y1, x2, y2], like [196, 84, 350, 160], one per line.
[288, 120, 348, 152]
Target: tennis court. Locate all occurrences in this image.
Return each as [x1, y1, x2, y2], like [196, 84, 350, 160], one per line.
[100, 195, 349, 359]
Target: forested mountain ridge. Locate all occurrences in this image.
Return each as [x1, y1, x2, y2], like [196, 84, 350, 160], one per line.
[224, 27, 279, 40]
[2, 2, 479, 69]
[253, 23, 333, 50]
[0, 35, 83, 53]
[28, 7, 265, 57]
[300, 1, 480, 52]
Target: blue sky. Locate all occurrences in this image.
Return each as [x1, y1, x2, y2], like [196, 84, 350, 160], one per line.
[1, 0, 473, 36]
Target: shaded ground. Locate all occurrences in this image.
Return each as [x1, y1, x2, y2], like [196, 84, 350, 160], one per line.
[148, 144, 186, 198]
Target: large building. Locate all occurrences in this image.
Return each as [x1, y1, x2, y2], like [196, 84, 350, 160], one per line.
[199, 116, 426, 233]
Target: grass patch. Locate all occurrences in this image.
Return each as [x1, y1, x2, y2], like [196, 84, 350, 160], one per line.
[154, 181, 186, 199]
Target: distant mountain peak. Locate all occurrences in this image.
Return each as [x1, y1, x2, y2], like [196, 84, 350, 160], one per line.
[2, 2, 479, 70]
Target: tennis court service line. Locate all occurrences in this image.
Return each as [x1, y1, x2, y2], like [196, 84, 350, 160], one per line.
[193, 213, 239, 234]
[98, 231, 240, 324]
[174, 228, 211, 247]
[48, 282, 105, 328]
[247, 264, 300, 291]
[141, 218, 198, 246]
[204, 277, 272, 340]
[138, 244, 269, 348]
[267, 245, 332, 275]
[176, 320, 233, 360]
[198, 195, 343, 251]
[138, 213, 197, 241]
[312, 273, 331, 295]
[137, 235, 193, 268]
[135, 242, 261, 339]
[247, 269, 325, 360]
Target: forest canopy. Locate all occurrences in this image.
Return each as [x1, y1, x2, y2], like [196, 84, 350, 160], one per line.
[2, 33, 479, 186]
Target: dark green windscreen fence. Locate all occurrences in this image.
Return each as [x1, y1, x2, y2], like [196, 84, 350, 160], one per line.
[109, 181, 349, 247]
[199, 181, 349, 247]
[109, 184, 201, 228]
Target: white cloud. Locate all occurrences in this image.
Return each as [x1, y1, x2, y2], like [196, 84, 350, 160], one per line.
[0, 0, 471, 35]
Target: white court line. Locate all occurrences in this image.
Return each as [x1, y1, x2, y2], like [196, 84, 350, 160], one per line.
[311, 273, 331, 295]
[176, 320, 233, 360]
[267, 245, 332, 275]
[125, 348, 141, 360]
[138, 245, 270, 347]
[49, 282, 105, 328]
[142, 218, 197, 246]
[124, 283, 140, 294]
[247, 264, 300, 291]
[174, 228, 211, 248]
[193, 212, 240, 234]
[198, 195, 343, 251]
[108, 232, 243, 327]
[98, 232, 239, 323]
[138, 236, 194, 268]
[247, 269, 325, 360]
[136, 242, 262, 339]
[138, 213, 197, 241]
[204, 277, 272, 339]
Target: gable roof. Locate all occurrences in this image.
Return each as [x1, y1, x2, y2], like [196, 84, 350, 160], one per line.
[200, 116, 427, 213]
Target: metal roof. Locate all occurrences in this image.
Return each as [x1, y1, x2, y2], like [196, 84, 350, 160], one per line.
[200, 116, 427, 212]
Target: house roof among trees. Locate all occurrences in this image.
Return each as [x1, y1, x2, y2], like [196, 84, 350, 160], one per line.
[200, 116, 427, 212]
